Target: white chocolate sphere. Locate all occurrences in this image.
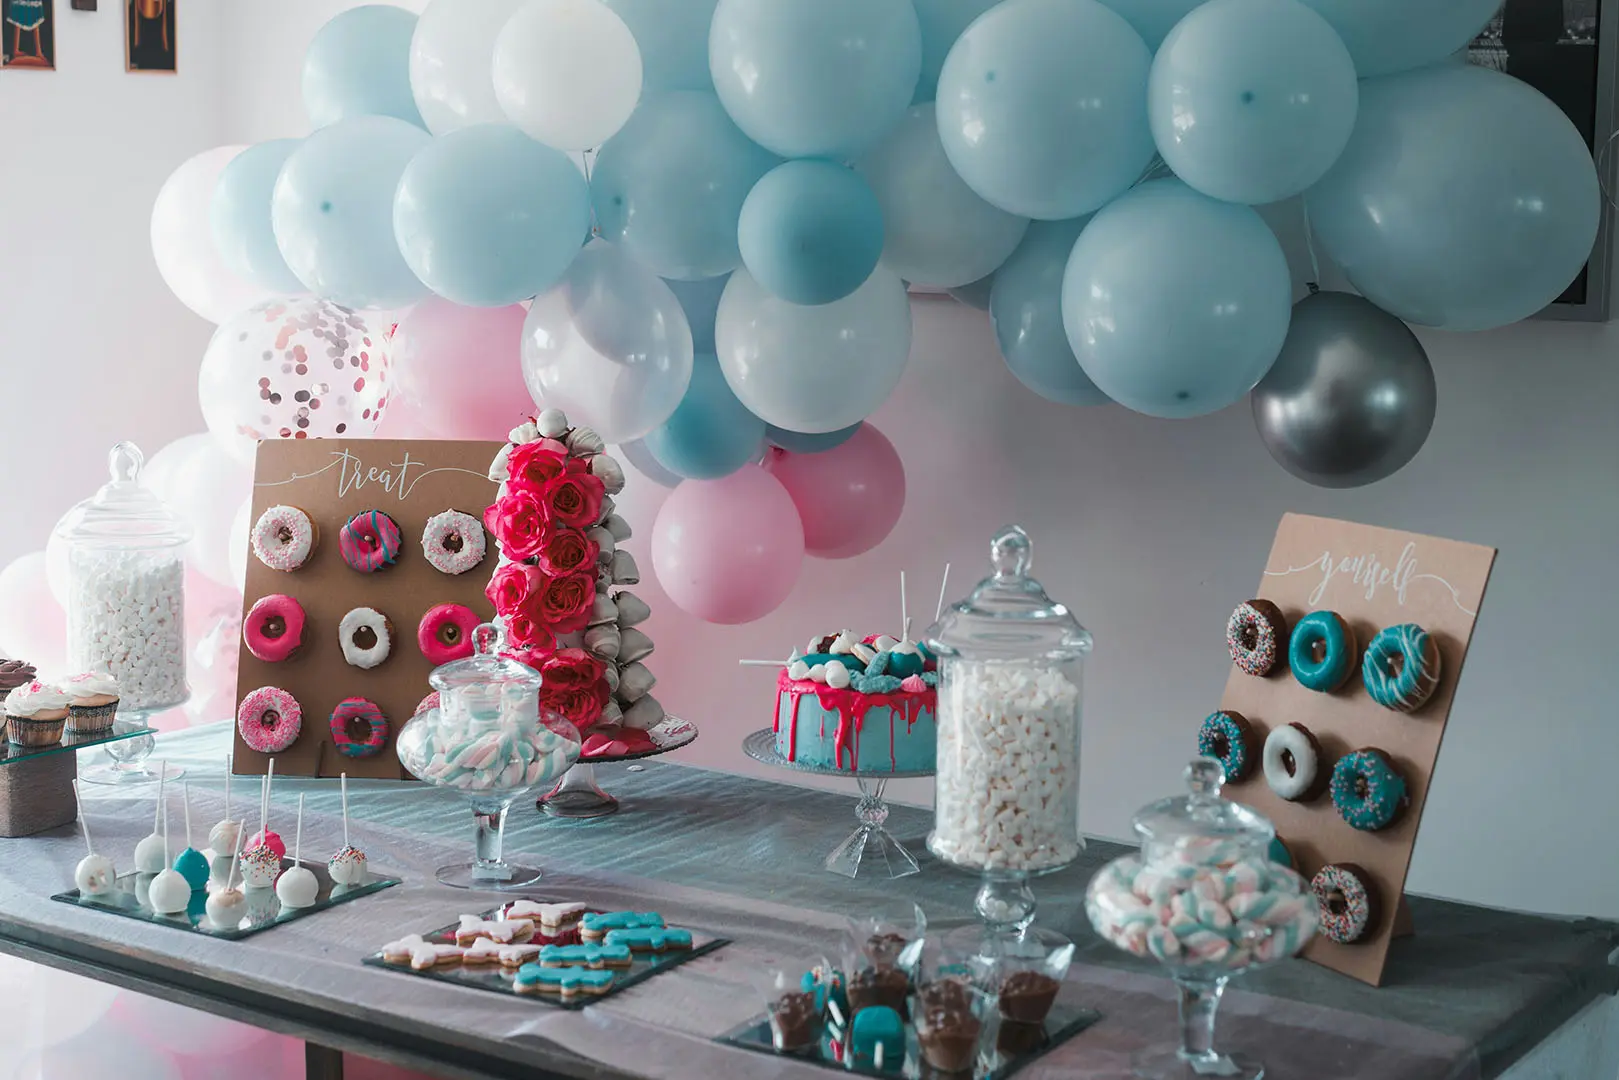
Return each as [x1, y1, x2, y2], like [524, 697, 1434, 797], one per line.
[133, 833, 167, 874]
[205, 888, 245, 929]
[275, 866, 319, 909]
[207, 819, 241, 857]
[75, 854, 117, 895]
[148, 869, 191, 914]
[327, 845, 368, 886]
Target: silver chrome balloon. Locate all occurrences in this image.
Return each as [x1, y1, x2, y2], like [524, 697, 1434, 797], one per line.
[1252, 291, 1436, 488]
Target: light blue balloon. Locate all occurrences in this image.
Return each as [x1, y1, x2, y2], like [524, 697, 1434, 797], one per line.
[394, 124, 591, 308]
[1061, 180, 1291, 419]
[302, 5, 424, 129]
[604, 0, 719, 91]
[1298, 0, 1501, 78]
[1308, 65, 1600, 332]
[666, 274, 729, 353]
[210, 140, 305, 295]
[1095, 0, 1206, 50]
[766, 423, 861, 454]
[738, 160, 884, 305]
[936, 0, 1155, 220]
[947, 274, 994, 310]
[1150, 0, 1357, 206]
[619, 438, 685, 488]
[272, 115, 433, 310]
[709, 0, 922, 159]
[643, 353, 767, 479]
[991, 219, 1110, 406]
[912, 0, 998, 104]
[592, 92, 780, 281]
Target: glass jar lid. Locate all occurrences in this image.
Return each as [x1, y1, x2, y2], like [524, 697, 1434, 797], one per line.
[1132, 758, 1275, 848]
[52, 441, 193, 548]
[924, 525, 1092, 662]
[428, 619, 544, 694]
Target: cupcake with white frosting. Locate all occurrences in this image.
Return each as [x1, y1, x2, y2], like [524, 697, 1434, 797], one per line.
[5, 681, 72, 746]
[63, 671, 120, 734]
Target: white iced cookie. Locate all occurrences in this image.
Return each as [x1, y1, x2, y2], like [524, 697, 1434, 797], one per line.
[454, 914, 535, 946]
[382, 934, 464, 970]
[338, 607, 392, 669]
[275, 866, 319, 909]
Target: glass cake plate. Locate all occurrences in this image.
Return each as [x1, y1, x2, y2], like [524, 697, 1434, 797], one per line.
[0, 719, 155, 768]
[743, 728, 933, 881]
[539, 716, 698, 820]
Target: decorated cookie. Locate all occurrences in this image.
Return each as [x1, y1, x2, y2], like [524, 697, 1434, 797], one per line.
[455, 914, 536, 946]
[422, 510, 487, 575]
[504, 900, 588, 930]
[382, 934, 465, 970]
[579, 911, 664, 941]
[538, 942, 633, 969]
[602, 927, 693, 952]
[514, 962, 616, 998]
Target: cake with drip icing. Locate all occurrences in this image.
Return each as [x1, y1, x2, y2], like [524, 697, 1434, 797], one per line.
[773, 630, 938, 773]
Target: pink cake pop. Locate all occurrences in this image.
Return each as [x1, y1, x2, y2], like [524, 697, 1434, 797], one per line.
[245, 757, 286, 859]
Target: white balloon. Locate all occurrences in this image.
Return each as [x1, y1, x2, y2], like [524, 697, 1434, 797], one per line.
[410, 0, 527, 134]
[227, 500, 251, 591]
[151, 146, 277, 324]
[494, 0, 643, 150]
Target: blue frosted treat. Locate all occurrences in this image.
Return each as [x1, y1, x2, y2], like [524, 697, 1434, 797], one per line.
[773, 630, 937, 773]
[850, 1005, 905, 1071]
[514, 962, 616, 998]
[1289, 610, 1357, 692]
[1330, 749, 1407, 831]
[1196, 710, 1255, 782]
[603, 927, 693, 952]
[1361, 623, 1442, 712]
[580, 911, 663, 940]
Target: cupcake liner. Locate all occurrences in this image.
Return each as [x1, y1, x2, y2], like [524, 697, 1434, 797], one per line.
[7, 714, 67, 747]
[66, 700, 119, 734]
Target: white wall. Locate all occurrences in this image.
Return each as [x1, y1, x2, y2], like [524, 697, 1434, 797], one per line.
[0, 1, 223, 555]
[30, 0, 1619, 920]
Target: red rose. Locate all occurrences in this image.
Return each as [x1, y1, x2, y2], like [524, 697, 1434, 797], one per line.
[502, 643, 556, 671]
[505, 611, 552, 650]
[505, 443, 568, 491]
[541, 471, 605, 530]
[542, 647, 604, 690]
[537, 527, 598, 576]
[537, 571, 595, 634]
[540, 652, 611, 731]
[484, 489, 549, 560]
[485, 562, 545, 616]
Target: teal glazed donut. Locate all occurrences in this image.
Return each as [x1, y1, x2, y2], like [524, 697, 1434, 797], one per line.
[1330, 748, 1407, 831]
[1196, 710, 1255, 781]
[1362, 624, 1443, 712]
[1289, 611, 1357, 692]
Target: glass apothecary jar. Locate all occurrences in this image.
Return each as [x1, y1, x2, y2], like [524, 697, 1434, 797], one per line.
[923, 525, 1092, 950]
[1086, 758, 1318, 1078]
[52, 441, 191, 714]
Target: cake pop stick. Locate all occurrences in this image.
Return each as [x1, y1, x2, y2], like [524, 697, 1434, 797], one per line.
[72, 779, 116, 895]
[174, 781, 210, 890]
[241, 767, 282, 890]
[208, 754, 241, 857]
[148, 787, 190, 914]
[249, 758, 286, 859]
[275, 794, 318, 908]
[935, 563, 951, 622]
[328, 772, 368, 886]
[899, 570, 908, 641]
[206, 826, 246, 929]
[133, 765, 167, 873]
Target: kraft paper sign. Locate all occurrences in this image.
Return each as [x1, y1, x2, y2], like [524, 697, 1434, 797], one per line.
[1217, 513, 1495, 987]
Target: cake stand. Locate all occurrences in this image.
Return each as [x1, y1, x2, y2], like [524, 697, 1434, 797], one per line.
[538, 716, 698, 819]
[742, 728, 932, 880]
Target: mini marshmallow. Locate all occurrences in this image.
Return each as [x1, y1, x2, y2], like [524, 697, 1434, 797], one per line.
[536, 408, 569, 438]
[824, 663, 852, 690]
[67, 554, 186, 711]
[808, 664, 828, 683]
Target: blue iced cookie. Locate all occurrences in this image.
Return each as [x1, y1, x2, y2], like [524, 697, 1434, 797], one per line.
[580, 911, 663, 940]
[603, 927, 693, 952]
[850, 1005, 904, 1070]
[1361, 624, 1442, 713]
[1330, 749, 1407, 832]
[1196, 710, 1255, 782]
[514, 962, 616, 998]
[538, 942, 633, 968]
[1289, 611, 1357, 692]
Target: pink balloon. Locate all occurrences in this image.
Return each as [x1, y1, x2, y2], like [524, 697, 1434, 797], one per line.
[651, 465, 803, 624]
[764, 423, 905, 559]
[0, 552, 67, 675]
[114, 991, 272, 1058]
[391, 297, 532, 439]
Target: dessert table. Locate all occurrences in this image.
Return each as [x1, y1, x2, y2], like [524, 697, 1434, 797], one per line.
[0, 722, 1612, 1080]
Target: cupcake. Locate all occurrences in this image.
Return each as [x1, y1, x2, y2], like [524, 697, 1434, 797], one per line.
[5, 681, 72, 747]
[63, 671, 121, 734]
[0, 659, 36, 706]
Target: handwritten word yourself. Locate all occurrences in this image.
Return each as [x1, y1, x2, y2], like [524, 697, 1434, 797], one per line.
[1302, 542, 1421, 607]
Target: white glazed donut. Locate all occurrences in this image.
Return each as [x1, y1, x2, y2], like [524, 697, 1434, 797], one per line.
[251, 505, 316, 572]
[1263, 723, 1320, 801]
[421, 510, 487, 575]
[338, 607, 393, 669]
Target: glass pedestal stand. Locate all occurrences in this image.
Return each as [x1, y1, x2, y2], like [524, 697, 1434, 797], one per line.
[78, 710, 184, 786]
[436, 795, 542, 890]
[742, 729, 930, 880]
[1130, 976, 1260, 1080]
[538, 717, 699, 819]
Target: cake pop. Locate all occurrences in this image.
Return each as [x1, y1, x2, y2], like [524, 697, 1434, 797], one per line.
[208, 755, 242, 859]
[275, 794, 319, 909]
[245, 758, 286, 859]
[148, 796, 191, 915]
[133, 767, 169, 874]
[173, 781, 210, 890]
[240, 780, 282, 891]
[205, 833, 246, 930]
[327, 772, 368, 886]
[72, 780, 116, 896]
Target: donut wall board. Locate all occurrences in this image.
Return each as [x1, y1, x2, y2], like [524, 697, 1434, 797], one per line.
[234, 440, 503, 780]
[1216, 513, 1495, 987]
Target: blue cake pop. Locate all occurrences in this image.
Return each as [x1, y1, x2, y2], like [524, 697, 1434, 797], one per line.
[173, 781, 211, 891]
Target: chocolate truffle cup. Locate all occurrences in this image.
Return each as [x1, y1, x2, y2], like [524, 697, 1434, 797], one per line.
[911, 977, 992, 1074]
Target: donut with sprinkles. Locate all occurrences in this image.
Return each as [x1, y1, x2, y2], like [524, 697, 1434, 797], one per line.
[1330, 748, 1407, 831]
[1226, 599, 1287, 677]
[251, 505, 317, 572]
[339, 510, 403, 573]
[1196, 710, 1256, 782]
[1311, 863, 1378, 944]
[1362, 623, 1443, 712]
[236, 686, 302, 754]
[421, 510, 487, 575]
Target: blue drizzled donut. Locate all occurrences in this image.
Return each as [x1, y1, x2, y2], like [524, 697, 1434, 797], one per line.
[1362, 623, 1442, 712]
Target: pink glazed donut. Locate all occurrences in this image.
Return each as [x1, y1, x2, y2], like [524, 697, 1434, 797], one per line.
[338, 510, 403, 573]
[417, 603, 480, 665]
[243, 594, 306, 663]
[236, 687, 302, 754]
[330, 697, 389, 759]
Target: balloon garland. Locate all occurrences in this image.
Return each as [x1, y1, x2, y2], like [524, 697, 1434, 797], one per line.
[160, 0, 1601, 624]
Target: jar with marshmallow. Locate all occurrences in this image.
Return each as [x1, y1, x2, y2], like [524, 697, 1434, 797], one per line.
[923, 525, 1091, 953]
[53, 442, 191, 715]
[1086, 758, 1317, 1079]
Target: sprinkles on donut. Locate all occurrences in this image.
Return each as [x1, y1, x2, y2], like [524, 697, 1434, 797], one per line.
[421, 510, 487, 576]
[251, 506, 317, 572]
[236, 686, 303, 754]
[1311, 863, 1378, 944]
[1196, 710, 1256, 782]
[1227, 599, 1287, 677]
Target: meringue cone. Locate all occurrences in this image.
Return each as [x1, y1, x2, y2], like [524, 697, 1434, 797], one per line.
[587, 526, 616, 560]
[536, 408, 569, 438]
[604, 514, 633, 542]
[618, 627, 654, 664]
[609, 550, 640, 585]
[584, 624, 622, 661]
[614, 592, 651, 628]
[508, 421, 539, 444]
[617, 662, 656, 702]
[591, 453, 626, 495]
[622, 694, 665, 730]
[566, 426, 606, 456]
[588, 593, 619, 627]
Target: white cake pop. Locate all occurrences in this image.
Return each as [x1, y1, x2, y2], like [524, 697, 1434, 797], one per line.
[275, 794, 318, 909]
[327, 773, 368, 886]
[208, 755, 241, 858]
[72, 780, 116, 896]
[148, 795, 191, 915]
[205, 831, 246, 930]
[132, 766, 168, 874]
[240, 778, 281, 890]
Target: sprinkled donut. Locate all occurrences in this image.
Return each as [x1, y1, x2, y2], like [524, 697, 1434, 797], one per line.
[1330, 748, 1407, 832]
[339, 510, 403, 573]
[243, 594, 306, 663]
[1289, 611, 1357, 692]
[338, 607, 392, 669]
[1227, 599, 1287, 677]
[417, 603, 479, 665]
[1196, 710, 1255, 781]
[421, 510, 487, 575]
[1267, 836, 1294, 869]
[1311, 863, 1378, 944]
[330, 697, 389, 758]
[1263, 722, 1322, 801]
[236, 687, 303, 754]
[251, 505, 316, 572]
[1362, 623, 1442, 712]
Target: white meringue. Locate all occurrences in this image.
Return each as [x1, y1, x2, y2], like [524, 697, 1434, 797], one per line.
[825, 663, 852, 690]
[536, 408, 570, 438]
[622, 694, 665, 730]
[610, 550, 640, 585]
[566, 426, 606, 456]
[487, 444, 512, 482]
[584, 625, 622, 661]
[808, 664, 828, 684]
[617, 662, 657, 702]
[509, 421, 539, 444]
[614, 592, 652, 628]
[787, 660, 811, 680]
[618, 628, 654, 664]
[591, 454, 626, 495]
[587, 526, 616, 559]
[851, 643, 877, 665]
[830, 631, 860, 655]
[874, 635, 900, 652]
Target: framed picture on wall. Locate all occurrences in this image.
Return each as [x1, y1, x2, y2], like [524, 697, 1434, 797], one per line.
[1470, 0, 1618, 320]
[125, 0, 174, 73]
[2, 0, 55, 70]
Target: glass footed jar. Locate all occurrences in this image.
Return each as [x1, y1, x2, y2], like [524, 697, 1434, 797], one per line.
[1086, 758, 1318, 1079]
[397, 620, 580, 889]
[923, 525, 1092, 958]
